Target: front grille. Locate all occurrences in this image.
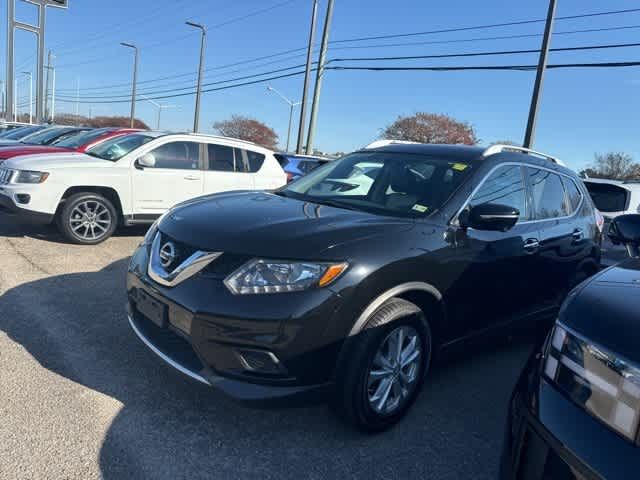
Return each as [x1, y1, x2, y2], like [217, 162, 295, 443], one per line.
[131, 308, 205, 376]
[201, 253, 251, 279]
[0, 168, 13, 185]
[158, 232, 199, 269]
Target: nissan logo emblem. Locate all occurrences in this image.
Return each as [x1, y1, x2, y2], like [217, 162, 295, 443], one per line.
[159, 242, 177, 269]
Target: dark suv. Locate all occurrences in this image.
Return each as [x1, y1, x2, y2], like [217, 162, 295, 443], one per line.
[126, 143, 602, 431]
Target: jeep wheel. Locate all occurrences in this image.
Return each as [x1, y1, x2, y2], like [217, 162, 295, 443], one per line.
[58, 193, 118, 245]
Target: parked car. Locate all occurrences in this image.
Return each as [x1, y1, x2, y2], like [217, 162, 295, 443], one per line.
[0, 125, 91, 149]
[0, 127, 140, 162]
[0, 121, 33, 134]
[0, 132, 286, 244]
[0, 124, 47, 143]
[584, 178, 640, 222]
[500, 214, 640, 480]
[125, 143, 602, 431]
[275, 153, 331, 182]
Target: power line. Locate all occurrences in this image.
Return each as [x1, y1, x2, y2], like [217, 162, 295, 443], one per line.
[330, 7, 640, 44]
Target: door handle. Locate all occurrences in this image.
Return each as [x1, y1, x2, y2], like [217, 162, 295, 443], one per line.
[523, 238, 540, 254]
[183, 175, 201, 181]
[572, 228, 584, 241]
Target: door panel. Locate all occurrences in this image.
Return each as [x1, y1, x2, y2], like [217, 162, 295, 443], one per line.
[203, 144, 253, 194]
[132, 141, 204, 215]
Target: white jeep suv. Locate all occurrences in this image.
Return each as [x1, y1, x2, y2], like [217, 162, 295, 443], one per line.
[0, 132, 286, 244]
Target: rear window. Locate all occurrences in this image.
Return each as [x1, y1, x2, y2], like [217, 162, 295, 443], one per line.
[585, 182, 629, 212]
[246, 150, 266, 172]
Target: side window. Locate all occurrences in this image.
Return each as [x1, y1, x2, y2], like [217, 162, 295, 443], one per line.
[245, 150, 266, 173]
[147, 141, 200, 170]
[208, 144, 235, 172]
[528, 168, 567, 219]
[562, 177, 583, 213]
[469, 165, 528, 220]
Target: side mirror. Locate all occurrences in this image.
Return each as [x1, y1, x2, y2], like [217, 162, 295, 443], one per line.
[608, 214, 640, 257]
[460, 203, 519, 232]
[136, 153, 156, 169]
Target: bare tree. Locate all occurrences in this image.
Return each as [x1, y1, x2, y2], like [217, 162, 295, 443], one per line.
[581, 152, 639, 180]
[53, 113, 149, 129]
[213, 115, 279, 150]
[381, 112, 478, 145]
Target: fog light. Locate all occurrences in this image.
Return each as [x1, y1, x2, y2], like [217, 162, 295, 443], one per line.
[16, 194, 30, 204]
[235, 348, 286, 375]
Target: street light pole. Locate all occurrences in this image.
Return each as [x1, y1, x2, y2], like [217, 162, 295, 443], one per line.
[306, 0, 335, 155]
[121, 42, 138, 128]
[267, 85, 301, 152]
[185, 21, 207, 133]
[139, 94, 177, 130]
[296, 0, 319, 154]
[21, 72, 32, 124]
[523, 0, 557, 148]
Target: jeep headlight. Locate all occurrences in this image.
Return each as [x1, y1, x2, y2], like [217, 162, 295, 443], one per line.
[225, 259, 348, 295]
[544, 322, 640, 443]
[12, 170, 49, 184]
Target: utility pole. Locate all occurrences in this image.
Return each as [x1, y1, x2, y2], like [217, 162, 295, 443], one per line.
[306, 0, 335, 155]
[186, 21, 206, 133]
[13, 78, 17, 121]
[22, 72, 33, 124]
[296, 0, 319, 154]
[0, 81, 5, 118]
[75, 78, 79, 123]
[121, 42, 138, 128]
[523, 0, 557, 148]
[44, 49, 52, 120]
[267, 85, 301, 152]
[50, 65, 56, 122]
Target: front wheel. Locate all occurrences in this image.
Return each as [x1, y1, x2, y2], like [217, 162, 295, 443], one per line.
[57, 193, 118, 245]
[331, 298, 432, 432]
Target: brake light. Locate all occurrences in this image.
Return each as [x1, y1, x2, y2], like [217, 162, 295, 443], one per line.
[595, 209, 605, 233]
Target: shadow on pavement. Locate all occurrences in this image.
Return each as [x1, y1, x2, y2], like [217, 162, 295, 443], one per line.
[0, 258, 532, 479]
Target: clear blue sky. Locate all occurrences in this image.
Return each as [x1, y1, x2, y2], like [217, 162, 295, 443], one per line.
[3, 0, 639, 170]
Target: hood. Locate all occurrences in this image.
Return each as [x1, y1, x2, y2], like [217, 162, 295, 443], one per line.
[0, 145, 71, 160]
[561, 258, 640, 364]
[158, 191, 415, 258]
[1, 152, 113, 170]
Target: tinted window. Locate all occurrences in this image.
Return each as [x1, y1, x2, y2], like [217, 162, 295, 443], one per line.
[300, 160, 325, 174]
[148, 141, 200, 169]
[2, 125, 45, 139]
[283, 152, 474, 218]
[55, 128, 111, 148]
[529, 168, 567, 219]
[246, 150, 266, 172]
[208, 144, 235, 171]
[562, 177, 583, 213]
[584, 182, 629, 212]
[469, 165, 527, 219]
[87, 133, 155, 161]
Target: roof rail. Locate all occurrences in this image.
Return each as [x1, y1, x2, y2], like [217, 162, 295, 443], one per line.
[364, 139, 421, 149]
[482, 144, 566, 167]
[186, 132, 267, 149]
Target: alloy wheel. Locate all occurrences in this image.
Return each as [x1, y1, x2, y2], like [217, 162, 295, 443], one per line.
[69, 200, 112, 241]
[367, 325, 423, 415]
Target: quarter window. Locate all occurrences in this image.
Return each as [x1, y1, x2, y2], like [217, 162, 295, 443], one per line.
[147, 141, 200, 170]
[562, 177, 583, 213]
[528, 168, 567, 219]
[469, 165, 528, 220]
[246, 150, 266, 172]
[208, 144, 235, 171]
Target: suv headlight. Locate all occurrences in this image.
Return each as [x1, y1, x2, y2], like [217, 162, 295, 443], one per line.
[225, 259, 348, 295]
[544, 322, 640, 443]
[12, 170, 49, 184]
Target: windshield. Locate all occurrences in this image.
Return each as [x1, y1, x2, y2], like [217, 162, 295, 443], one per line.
[2, 125, 45, 140]
[21, 127, 84, 145]
[281, 151, 474, 218]
[87, 133, 155, 161]
[54, 128, 111, 148]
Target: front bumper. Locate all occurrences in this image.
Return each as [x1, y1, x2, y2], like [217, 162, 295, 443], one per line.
[0, 189, 53, 224]
[126, 246, 348, 406]
[501, 353, 640, 479]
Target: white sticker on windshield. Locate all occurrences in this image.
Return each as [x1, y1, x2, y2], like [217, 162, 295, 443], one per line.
[412, 204, 429, 213]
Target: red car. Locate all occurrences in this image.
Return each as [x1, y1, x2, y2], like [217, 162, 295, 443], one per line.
[0, 127, 141, 161]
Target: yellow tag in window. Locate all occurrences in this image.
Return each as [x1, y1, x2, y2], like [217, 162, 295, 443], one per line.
[412, 204, 429, 213]
[450, 163, 469, 171]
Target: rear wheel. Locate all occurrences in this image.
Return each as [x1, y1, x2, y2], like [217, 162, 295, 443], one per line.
[331, 298, 431, 432]
[57, 193, 118, 245]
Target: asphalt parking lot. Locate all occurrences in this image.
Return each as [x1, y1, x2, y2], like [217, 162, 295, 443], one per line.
[0, 216, 551, 479]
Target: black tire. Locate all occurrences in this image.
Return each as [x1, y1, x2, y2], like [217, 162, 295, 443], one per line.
[331, 298, 432, 432]
[57, 192, 118, 245]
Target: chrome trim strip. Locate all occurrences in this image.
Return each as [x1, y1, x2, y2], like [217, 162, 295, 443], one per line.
[148, 232, 222, 287]
[128, 314, 211, 386]
[451, 162, 584, 227]
[348, 282, 442, 336]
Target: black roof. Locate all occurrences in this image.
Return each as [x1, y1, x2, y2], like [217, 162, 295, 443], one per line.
[363, 143, 486, 160]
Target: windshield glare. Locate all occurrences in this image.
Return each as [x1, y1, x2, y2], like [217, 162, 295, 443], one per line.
[283, 152, 473, 218]
[2, 125, 44, 140]
[22, 127, 80, 145]
[87, 134, 155, 161]
[54, 128, 111, 148]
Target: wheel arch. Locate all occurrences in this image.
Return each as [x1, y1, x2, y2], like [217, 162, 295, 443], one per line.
[56, 186, 124, 224]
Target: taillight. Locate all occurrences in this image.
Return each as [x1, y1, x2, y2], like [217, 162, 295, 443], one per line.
[286, 172, 294, 183]
[595, 209, 605, 233]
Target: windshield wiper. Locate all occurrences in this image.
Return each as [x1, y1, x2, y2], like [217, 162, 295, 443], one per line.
[308, 198, 362, 212]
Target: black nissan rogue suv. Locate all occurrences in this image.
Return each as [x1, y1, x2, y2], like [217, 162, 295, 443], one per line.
[126, 143, 602, 431]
